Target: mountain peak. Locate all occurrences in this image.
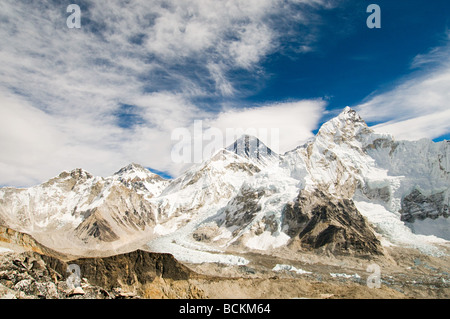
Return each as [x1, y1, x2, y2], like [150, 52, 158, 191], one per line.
[115, 163, 146, 174]
[317, 107, 371, 139]
[68, 168, 93, 180]
[114, 163, 159, 178]
[338, 106, 365, 122]
[226, 134, 277, 161]
[343, 106, 354, 113]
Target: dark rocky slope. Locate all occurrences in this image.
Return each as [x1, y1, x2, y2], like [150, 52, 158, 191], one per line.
[45, 249, 195, 290]
[0, 249, 199, 299]
[282, 189, 384, 257]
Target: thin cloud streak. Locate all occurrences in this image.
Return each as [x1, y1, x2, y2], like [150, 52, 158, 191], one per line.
[356, 32, 450, 141]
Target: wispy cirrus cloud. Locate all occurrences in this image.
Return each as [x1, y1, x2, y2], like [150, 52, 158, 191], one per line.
[0, 0, 335, 186]
[355, 31, 450, 141]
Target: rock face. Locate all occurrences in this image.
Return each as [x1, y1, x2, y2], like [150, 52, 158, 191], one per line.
[282, 190, 384, 256]
[62, 250, 194, 290]
[226, 134, 279, 164]
[0, 251, 97, 299]
[0, 226, 65, 259]
[73, 184, 157, 243]
[0, 249, 198, 299]
[400, 189, 449, 223]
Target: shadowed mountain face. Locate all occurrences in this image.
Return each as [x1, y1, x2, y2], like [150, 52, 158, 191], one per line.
[226, 134, 277, 162]
[282, 190, 384, 257]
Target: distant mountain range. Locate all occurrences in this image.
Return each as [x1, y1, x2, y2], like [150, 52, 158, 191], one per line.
[1, 107, 448, 261]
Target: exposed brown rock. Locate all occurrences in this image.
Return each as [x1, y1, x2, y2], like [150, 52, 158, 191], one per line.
[0, 248, 200, 299]
[0, 226, 66, 259]
[64, 249, 194, 290]
[282, 189, 384, 257]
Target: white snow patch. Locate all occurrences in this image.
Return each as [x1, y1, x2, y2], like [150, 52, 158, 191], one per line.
[405, 216, 450, 241]
[354, 200, 447, 256]
[212, 227, 234, 242]
[272, 264, 312, 275]
[245, 231, 290, 250]
[148, 240, 249, 265]
[0, 247, 13, 254]
[153, 224, 178, 236]
[55, 212, 84, 229]
[330, 272, 361, 279]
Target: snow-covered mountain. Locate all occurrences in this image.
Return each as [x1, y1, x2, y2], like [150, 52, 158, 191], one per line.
[0, 164, 169, 253]
[0, 107, 448, 260]
[186, 108, 449, 258]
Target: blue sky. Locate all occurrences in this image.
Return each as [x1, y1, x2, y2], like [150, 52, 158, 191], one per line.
[0, 0, 449, 186]
[253, 1, 448, 108]
[237, 0, 450, 139]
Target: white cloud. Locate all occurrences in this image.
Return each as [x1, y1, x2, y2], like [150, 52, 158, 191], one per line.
[355, 32, 450, 141]
[372, 109, 450, 141]
[0, 0, 335, 186]
[206, 100, 326, 153]
[0, 92, 62, 186]
[0, 90, 130, 187]
[157, 99, 326, 175]
[207, 63, 235, 97]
